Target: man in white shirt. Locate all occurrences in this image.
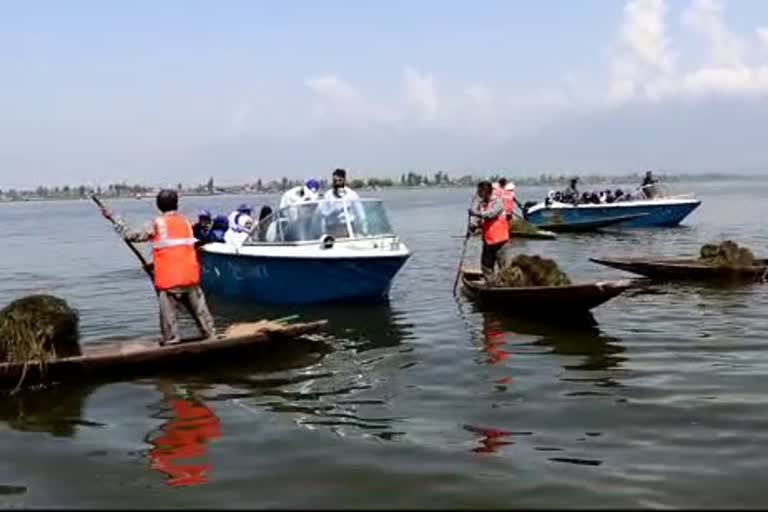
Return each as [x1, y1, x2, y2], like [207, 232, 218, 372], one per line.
[320, 168, 367, 237]
[279, 178, 320, 209]
[225, 203, 254, 248]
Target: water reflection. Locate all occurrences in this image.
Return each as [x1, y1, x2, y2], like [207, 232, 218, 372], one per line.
[463, 425, 515, 455]
[0, 385, 102, 437]
[476, 309, 627, 386]
[205, 300, 414, 442]
[145, 382, 221, 488]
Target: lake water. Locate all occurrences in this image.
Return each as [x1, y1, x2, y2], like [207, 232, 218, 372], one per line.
[1, 180, 767, 508]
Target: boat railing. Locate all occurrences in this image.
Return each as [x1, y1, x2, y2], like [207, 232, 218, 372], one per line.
[244, 198, 397, 246]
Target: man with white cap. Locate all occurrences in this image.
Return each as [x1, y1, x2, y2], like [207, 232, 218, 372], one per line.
[279, 178, 321, 210]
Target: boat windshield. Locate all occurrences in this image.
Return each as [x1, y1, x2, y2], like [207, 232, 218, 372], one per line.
[245, 198, 395, 244]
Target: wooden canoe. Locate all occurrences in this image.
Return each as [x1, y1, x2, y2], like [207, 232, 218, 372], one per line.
[460, 270, 633, 313]
[590, 257, 768, 281]
[0, 319, 327, 393]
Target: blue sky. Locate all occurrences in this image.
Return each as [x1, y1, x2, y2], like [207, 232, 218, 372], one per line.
[2, 0, 768, 188]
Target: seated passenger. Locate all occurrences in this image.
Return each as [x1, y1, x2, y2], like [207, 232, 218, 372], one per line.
[209, 215, 229, 243]
[225, 204, 255, 248]
[280, 179, 320, 210]
[192, 210, 214, 246]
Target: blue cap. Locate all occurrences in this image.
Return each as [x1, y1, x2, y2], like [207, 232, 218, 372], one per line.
[237, 203, 252, 213]
[198, 209, 212, 219]
[305, 178, 320, 191]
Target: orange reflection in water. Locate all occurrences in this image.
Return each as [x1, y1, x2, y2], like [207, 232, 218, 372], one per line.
[465, 425, 514, 454]
[482, 319, 512, 366]
[147, 389, 221, 488]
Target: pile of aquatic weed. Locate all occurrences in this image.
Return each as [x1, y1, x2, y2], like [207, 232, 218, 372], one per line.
[0, 295, 81, 392]
[699, 240, 755, 267]
[508, 219, 543, 236]
[488, 254, 572, 287]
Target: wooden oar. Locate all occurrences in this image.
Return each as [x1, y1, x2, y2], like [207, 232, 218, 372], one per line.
[91, 195, 154, 278]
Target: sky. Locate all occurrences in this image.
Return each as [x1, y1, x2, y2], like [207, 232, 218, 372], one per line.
[2, 0, 768, 188]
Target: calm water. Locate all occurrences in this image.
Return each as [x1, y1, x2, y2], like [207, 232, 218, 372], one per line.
[1, 180, 768, 508]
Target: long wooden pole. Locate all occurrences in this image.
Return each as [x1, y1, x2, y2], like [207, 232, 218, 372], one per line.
[91, 195, 154, 278]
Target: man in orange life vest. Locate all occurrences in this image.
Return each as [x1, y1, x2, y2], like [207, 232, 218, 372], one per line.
[100, 189, 216, 346]
[493, 177, 516, 221]
[469, 180, 511, 280]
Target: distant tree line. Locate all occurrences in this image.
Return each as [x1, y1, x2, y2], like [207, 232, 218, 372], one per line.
[1, 172, 760, 202]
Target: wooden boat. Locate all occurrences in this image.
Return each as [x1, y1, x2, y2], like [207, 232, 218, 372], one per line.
[590, 256, 768, 281]
[460, 270, 633, 313]
[0, 319, 327, 393]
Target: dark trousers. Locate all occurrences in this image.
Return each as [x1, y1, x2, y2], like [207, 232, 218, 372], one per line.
[481, 241, 509, 280]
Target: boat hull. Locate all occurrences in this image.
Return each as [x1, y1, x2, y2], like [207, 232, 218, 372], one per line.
[524, 199, 701, 228]
[460, 270, 633, 314]
[0, 321, 328, 393]
[200, 251, 410, 304]
[590, 257, 768, 281]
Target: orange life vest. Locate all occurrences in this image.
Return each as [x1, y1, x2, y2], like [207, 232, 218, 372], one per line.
[151, 213, 201, 291]
[499, 189, 515, 216]
[480, 201, 510, 245]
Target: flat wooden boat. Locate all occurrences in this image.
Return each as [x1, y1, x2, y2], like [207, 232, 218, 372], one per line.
[460, 270, 633, 313]
[590, 257, 768, 281]
[0, 319, 327, 393]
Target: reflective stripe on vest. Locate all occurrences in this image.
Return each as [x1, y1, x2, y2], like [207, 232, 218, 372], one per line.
[481, 203, 510, 245]
[152, 213, 201, 290]
[153, 237, 198, 250]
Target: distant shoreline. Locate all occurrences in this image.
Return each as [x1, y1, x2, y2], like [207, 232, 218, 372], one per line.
[1, 172, 765, 203]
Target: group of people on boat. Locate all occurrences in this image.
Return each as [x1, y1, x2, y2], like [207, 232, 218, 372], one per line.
[545, 171, 661, 206]
[190, 168, 366, 247]
[97, 168, 367, 347]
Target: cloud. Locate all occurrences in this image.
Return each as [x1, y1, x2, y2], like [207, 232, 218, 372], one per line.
[304, 75, 399, 124]
[605, 0, 768, 103]
[305, 75, 364, 104]
[681, 0, 747, 67]
[608, 0, 676, 102]
[403, 67, 439, 119]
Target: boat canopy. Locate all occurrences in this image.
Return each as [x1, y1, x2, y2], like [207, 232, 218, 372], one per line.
[245, 198, 396, 245]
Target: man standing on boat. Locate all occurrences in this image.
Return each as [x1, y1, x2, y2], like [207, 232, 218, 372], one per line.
[100, 189, 216, 346]
[469, 180, 511, 281]
[641, 171, 659, 199]
[321, 168, 368, 237]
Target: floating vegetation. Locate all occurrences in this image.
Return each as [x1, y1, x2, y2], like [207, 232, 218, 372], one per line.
[0, 295, 81, 393]
[699, 241, 755, 267]
[509, 219, 543, 236]
[488, 254, 572, 287]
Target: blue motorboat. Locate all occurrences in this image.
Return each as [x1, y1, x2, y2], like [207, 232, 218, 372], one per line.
[199, 198, 411, 304]
[523, 184, 701, 229]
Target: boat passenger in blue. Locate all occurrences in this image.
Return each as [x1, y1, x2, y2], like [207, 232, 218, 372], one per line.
[209, 215, 229, 243]
[192, 210, 213, 247]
